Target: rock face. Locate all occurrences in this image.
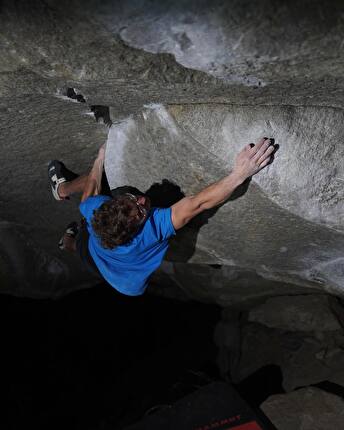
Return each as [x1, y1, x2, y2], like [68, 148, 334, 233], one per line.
[106, 104, 344, 296]
[261, 387, 344, 430]
[215, 295, 344, 392]
[248, 295, 341, 332]
[0, 0, 344, 298]
[66, 0, 344, 87]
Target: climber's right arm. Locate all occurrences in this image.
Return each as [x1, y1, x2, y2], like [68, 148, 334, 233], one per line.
[171, 138, 274, 230]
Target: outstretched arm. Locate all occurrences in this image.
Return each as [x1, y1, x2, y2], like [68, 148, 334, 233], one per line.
[171, 138, 274, 230]
[81, 144, 106, 202]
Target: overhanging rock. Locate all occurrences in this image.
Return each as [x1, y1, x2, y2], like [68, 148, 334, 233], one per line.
[105, 104, 344, 296]
[1, 0, 344, 299]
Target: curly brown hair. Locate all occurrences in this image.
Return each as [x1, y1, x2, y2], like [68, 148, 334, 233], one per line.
[91, 195, 145, 249]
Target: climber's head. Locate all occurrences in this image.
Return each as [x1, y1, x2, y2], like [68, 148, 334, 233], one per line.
[91, 193, 151, 249]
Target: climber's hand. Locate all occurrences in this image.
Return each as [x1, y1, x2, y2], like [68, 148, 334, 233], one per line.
[233, 137, 274, 182]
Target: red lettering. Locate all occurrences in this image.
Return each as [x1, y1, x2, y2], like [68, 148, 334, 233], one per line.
[226, 421, 263, 430]
[193, 415, 246, 430]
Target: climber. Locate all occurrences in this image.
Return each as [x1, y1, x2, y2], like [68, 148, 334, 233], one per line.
[48, 138, 275, 296]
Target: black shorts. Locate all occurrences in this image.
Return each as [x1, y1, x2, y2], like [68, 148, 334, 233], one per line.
[75, 185, 145, 276]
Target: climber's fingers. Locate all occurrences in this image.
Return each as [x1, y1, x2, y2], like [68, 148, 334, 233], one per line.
[248, 137, 267, 156]
[257, 144, 275, 166]
[251, 138, 273, 162]
[258, 155, 272, 169]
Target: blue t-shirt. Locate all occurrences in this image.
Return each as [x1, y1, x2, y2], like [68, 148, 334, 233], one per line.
[79, 195, 176, 296]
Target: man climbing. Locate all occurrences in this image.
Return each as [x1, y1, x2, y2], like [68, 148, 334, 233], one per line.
[48, 138, 275, 296]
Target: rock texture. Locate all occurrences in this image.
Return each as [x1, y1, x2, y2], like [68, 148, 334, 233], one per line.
[106, 104, 344, 296]
[215, 295, 344, 391]
[63, 0, 344, 87]
[248, 295, 341, 332]
[261, 387, 344, 430]
[0, 0, 214, 297]
[0, 0, 344, 298]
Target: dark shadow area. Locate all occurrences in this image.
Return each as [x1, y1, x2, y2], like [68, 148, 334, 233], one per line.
[125, 381, 277, 430]
[235, 364, 285, 406]
[268, 140, 279, 166]
[1, 284, 221, 430]
[144, 179, 185, 208]
[1, 284, 287, 430]
[228, 176, 252, 201]
[90, 105, 113, 127]
[66, 87, 86, 103]
[210, 264, 223, 269]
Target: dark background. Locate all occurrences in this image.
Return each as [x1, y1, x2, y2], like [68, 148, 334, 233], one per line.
[2, 284, 221, 429]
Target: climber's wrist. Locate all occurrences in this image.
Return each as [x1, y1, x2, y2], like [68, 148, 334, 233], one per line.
[229, 170, 246, 186]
